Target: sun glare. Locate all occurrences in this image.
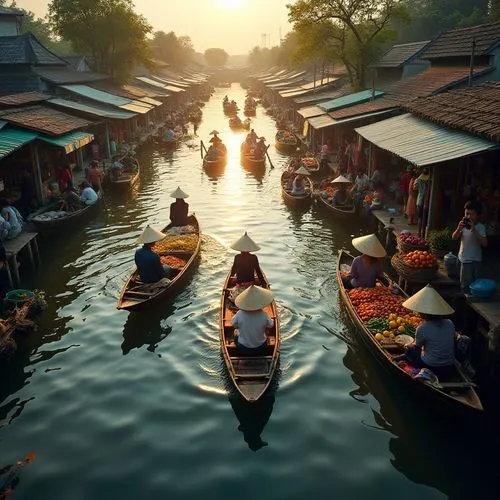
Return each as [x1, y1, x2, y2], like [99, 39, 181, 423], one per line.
[218, 0, 245, 9]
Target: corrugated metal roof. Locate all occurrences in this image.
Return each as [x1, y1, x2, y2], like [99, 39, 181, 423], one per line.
[0, 128, 37, 160]
[319, 90, 384, 112]
[151, 75, 190, 88]
[308, 114, 335, 130]
[49, 98, 136, 120]
[136, 76, 184, 93]
[332, 109, 397, 126]
[61, 84, 153, 114]
[293, 86, 352, 105]
[280, 79, 338, 97]
[39, 130, 94, 154]
[297, 105, 325, 119]
[355, 113, 498, 166]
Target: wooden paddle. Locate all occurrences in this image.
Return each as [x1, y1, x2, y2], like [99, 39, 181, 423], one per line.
[200, 140, 208, 158]
[265, 145, 274, 169]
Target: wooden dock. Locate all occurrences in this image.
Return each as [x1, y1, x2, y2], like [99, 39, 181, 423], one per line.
[3, 232, 41, 286]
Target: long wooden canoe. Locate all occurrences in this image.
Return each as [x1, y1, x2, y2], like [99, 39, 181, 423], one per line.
[337, 250, 483, 413]
[318, 192, 356, 219]
[240, 153, 266, 169]
[280, 171, 313, 205]
[244, 106, 256, 116]
[220, 271, 280, 402]
[117, 215, 201, 311]
[108, 161, 140, 189]
[203, 153, 227, 171]
[30, 191, 103, 232]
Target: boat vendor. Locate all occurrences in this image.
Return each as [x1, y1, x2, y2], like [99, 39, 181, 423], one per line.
[110, 156, 123, 180]
[291, 166, 310, 196]
[79, 182, 98, 206]
[232, 285, 274, 357]
[342, 234, 386, 289]
[87, 161, 103, 192]
[229, 232, 266, 302]
[254, 137, 267, 158]
[135, 225, 174, 284]
[58, 164, 73, 193]
[330, 175, 353, 206]
[350, 169, 370, 205]
[395, 285, 456, 372]
[59, 185, 83, 212]
[249, 129, 258, 143]
[0, 198, 23, 240]
[169, 186, 190, 227]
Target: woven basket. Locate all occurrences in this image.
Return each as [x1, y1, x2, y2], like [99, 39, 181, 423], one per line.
[430, 247, 447, 260]
[391, 253, 438, 283]
[396, 235, 429, 254]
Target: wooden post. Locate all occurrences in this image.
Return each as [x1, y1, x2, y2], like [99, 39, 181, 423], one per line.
[425, 165, 438, 238]
[104, 123, 111, 159]
[32, 144, 45, 204]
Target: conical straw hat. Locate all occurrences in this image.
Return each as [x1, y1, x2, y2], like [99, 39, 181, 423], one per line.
[230, 232, 261, 252]
[209, 130, 219, 135]
[402, 285, 454, 316]
[235, 285, 274, 311]
[170, 186, 189, 199]
[295, 166, 311, 176]
[331, 175, 352, 185]
[352, 234, 386, 258]
[136, 225, 165, 245]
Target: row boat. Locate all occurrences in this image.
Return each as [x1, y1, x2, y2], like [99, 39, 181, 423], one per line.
[220, 270, 280, 402]
[203, 153, 228, 171]
[275, 131, 298, 154]
[240, 153, 266, 170]
[317, 193, 356, 219]
[107, 161, 140, 189]
[280, 171, 313, 205]
[117, 215, 201, 311]
[337, 250, 483, 413]
[301, 157, 320, 174]
[30, 191, 103, 233]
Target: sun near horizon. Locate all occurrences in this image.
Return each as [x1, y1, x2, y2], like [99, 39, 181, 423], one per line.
[218, 0, 247, 9]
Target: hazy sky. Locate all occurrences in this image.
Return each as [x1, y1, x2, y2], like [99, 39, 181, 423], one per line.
[16, 0, 292, 54]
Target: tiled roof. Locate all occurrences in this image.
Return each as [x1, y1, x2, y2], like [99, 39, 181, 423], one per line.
[0, 6, 23, 15]
[34, 67, 108, 84]
[0, 92, 50, 107]
[329, 66, 492, 120]
[403, 81, 500, 142]
[374, 41, 430, 68]
[0, 34, 66, 65]
[0, 105, 91, 135]
[423, 21, 500, 59]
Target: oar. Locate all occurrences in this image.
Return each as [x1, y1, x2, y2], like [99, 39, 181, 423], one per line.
[265, 144, 274, 169]
[200, 140, 205, 159]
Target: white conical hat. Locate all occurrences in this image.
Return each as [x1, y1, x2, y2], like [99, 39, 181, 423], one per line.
[352, 234, 386, 258]
[170, 186, 189, 199]
[136, 225, 165, 245]
[402, 285, 455, 316]
[295, 166, 311, 176]
[331, 175, 352, 185]
[230, 232, 261, 252]
[235, 285, 274, 311]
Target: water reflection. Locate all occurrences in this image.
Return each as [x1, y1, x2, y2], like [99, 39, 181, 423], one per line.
[229, 393, 276, 452]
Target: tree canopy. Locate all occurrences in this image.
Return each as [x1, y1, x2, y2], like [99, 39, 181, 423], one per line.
[48, 0, 152, 83]
[150, 31, 194, 68]
[204, 48, 229, 67]
[287, 0, 408, 89]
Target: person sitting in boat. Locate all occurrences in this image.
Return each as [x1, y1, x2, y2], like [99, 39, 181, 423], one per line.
[0, 198, 23, 240]
[350, 169, 370, 205]
[223, 95, 229, 104]
[229, 232, 266, 302]
[254, 137, 267, 159]
[87, 161, 103, 192]
[206, 145, 219, 160]
[291, 166, 310, 196]
[169, 186, 189, 227]
[395, 285, 457, 372]
[59, 185, 83, 212]
[231, 285, 274, 357]
[79, 181, 98, 206]
[343, 234, 386, 289]
[330, 175, 353, 206]
[248, 129, 258, 143]
[110, 156, 123, 180]
[135, 226, 174, 284]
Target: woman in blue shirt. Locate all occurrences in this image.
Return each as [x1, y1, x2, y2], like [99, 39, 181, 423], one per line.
[135, 226, 174, 283]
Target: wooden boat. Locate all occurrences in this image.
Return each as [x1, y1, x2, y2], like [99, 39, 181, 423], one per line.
[244, 106, 256, 116]
[240, 152, 266, 169]
[337, 250, 483, 413]
[220, 270, 280, 402]
[318, 191, 357, 218]
[229, 117, 248, 130]
[223, 103, 238, 115]
[159, 137, 179, 149]
[301, 157, 320, 174]
[280, 171, 313, 204]
[203, 152, 228, 171]
[108, 161, 140, 189]
[117, 215, 201, 311]
[275, 131, 298, 154]
[30, 192, 103, 232]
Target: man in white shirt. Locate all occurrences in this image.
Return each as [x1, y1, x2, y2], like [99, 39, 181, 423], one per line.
[452, 200, 487, 293]
[80, 182, 98, 206]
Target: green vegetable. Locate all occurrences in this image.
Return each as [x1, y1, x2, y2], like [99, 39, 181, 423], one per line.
[367, 317, 390, 334]
[427, 229, 458, 253]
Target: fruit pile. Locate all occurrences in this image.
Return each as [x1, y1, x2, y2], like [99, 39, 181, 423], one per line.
[348, 286, 407, 322]
[403, 250, 437, 268]
[160, 255, 187, 268]
[399, 232, 427, 246]
[153, 234, 198, 253]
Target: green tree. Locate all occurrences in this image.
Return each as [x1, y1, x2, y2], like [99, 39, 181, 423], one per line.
[151, 31, 194, 68]
[204, 48, 229, 67]
[287, 0, 407, 89]
[48, 0, 152, 83]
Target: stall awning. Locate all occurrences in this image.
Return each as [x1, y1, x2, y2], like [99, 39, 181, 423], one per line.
[297, 106, 325, 119]
[0, 128, 37, 160]
[50, 98, 137, 120]
[319, 90, 384, 112]
[355, 113, 499, 166]
[307, 114, 335, 130]
[39, 130, 94, 154]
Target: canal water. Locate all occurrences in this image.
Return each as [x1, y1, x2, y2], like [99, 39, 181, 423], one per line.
[1, 85, 499, 500]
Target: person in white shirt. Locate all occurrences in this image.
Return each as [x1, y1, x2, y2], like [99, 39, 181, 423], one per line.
[351, 169, 370, 206]
[80, 182, 98, 205]
[452, 200, 487, 293]
[231, 285, 274, 356]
